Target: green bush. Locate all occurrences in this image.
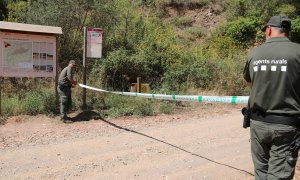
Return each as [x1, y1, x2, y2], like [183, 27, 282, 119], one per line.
[291, 16, 300, 43]
[1, 89, 57, 116]
[104, 94, 155, 118]
[159, 101, 173, 114]
[225, 0, 279, 21]
[187, 27, 204, 39]
[164, 0, 210, 8]
[2, 0, 300, 118]
[212, 52, 249, 95]
[208, 35, 238, 59]
[22, 91, 44, 115]
[225, 17, 258, 46]
[276, 4, 297, 17]
[161, 52, 215, 92]
[90, 18, 178, 93]
[2, 96, 22, 116]
[41, 90, 57, 114]
[92, 49, 141, 91]
[172, 16, 194, 27]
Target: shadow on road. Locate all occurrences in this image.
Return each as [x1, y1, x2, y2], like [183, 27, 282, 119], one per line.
[72, 110, 102, 122]
[100, 118, 254, 177]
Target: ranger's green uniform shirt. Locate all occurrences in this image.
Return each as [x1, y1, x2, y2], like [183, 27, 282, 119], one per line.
[243, 37, 300, 116]
[58, 66, 74, 86]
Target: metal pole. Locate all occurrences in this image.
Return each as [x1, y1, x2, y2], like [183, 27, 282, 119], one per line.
[82, 27, 87, 109]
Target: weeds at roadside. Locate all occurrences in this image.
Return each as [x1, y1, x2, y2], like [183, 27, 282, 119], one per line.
[159, 101, 174, 114]
[0, 116, 7, 125]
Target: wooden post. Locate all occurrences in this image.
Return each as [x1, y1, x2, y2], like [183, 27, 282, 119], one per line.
[55, 36, 59, 111]
[0, 80, 2, 116]
[0, 77, 4, 115]
[137, 77, 141, 93]
[82, 27, 87, 110]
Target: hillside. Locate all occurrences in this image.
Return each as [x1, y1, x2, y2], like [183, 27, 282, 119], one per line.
[1, 0, 300, 118]
[164, 2, 226, 45]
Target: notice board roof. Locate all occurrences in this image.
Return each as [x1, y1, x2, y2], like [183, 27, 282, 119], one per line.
[0, 21, 63, 35]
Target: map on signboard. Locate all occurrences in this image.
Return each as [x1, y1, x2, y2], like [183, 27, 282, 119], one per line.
[3, 40, 32, 69]
[0, 33, 56, 77]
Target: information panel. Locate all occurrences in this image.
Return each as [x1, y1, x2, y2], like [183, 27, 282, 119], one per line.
[86, 28, 102, 58]
[0, 32, 56, 77]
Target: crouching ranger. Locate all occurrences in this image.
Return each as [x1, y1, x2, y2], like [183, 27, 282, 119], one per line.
[243, 14, 300, 179]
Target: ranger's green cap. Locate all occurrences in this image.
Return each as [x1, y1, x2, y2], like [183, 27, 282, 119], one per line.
[262, 14, 291, 31]
[69, 60, 76, 66]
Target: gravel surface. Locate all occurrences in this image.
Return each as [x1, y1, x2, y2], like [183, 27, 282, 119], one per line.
[0, 104, 299, 180]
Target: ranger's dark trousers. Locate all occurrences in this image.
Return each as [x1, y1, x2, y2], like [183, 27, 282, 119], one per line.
[250, 120, 299, 180]
[57, 85, 72, 120]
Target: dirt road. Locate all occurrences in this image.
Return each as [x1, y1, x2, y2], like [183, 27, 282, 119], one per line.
[0, 104, 299, 180]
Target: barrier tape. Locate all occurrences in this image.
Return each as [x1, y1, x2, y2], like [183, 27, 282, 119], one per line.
[79, 84, 249, 104]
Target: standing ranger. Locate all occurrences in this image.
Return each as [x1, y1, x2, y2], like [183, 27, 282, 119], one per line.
[57, 60, 77, 123]
[243, 14, 300, 179]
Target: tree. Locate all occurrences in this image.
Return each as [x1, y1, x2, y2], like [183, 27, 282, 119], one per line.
[0, 0, 9, 20]
[22, 0, 94, 65]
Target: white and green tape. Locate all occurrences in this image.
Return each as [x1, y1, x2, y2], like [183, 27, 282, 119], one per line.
[79, 84, 249, 104]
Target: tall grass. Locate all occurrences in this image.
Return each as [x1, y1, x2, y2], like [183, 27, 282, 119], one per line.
[104, 94, 155, 118]
[2, 96, 22, 116]
[1, 90, 57, 116]
[172, 16, 194, 27]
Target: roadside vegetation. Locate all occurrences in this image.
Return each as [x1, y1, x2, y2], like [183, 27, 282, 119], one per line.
[1, 0, 300, 121]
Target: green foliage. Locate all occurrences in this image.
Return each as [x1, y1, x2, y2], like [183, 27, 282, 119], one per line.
[90, 49, 139, 91]
[163, 0, 210, 8]
[224, 17, 258, 46]
[2, 96, 22, 116]
[277, 4, 297, 17]
[104, 94, 155, 117]
[2, 89, 57, 116]
[2, 0, 300, 118]
[187, 27, 204, 39]
[41, 90, 57, 114]
[101, 0, 145, 51]
[161, 52, 215, 92]
[22, 91, 44, 115]
[225, 0, 300, 44]
[0, 0, 29, 21]
[0, 116, 7, 125]
[172, 16, 194, 27]
[207, 33, 248, 95]
[0, 0, 8, 20]
[159, 101, 173, 114]
[89, 17, 178, 91]
[23, 0, 96, 64]
[212, 52, 248, 95]
[225, 0, 278, 21]
[1, 78, 53, 98]
[7, 0, 28, 22]
[291, 16, 300, 43]
[209, 35, 241, 58]
[225, 0, 300, 27]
